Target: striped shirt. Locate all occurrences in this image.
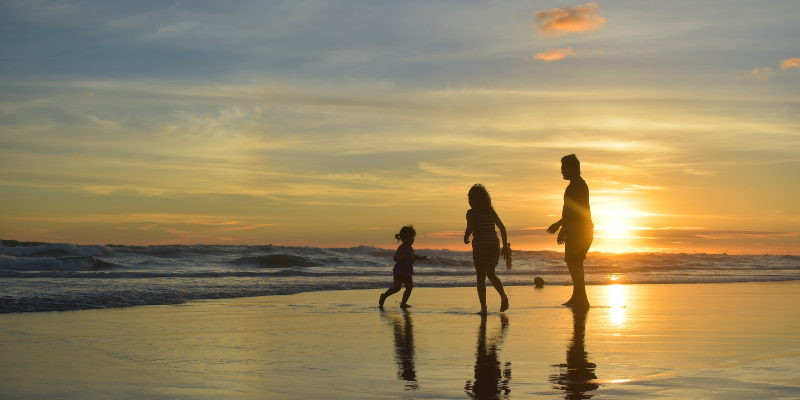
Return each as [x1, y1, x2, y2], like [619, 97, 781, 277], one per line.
[467, 208, 499, 246]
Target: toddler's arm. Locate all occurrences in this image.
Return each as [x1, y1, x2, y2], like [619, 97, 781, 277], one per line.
[393, 246, 409, 262]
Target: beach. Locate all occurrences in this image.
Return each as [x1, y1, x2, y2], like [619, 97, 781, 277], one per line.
[1, 281, 799, 399]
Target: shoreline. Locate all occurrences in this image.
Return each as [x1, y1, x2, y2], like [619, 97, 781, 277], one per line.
[4, 278, 800, 314]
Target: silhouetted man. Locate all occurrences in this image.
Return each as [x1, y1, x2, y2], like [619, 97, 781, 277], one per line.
[547, 154, 593, 308]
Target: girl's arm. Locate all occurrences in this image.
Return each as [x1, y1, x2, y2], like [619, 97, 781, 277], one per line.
[464, 213, 474, 244]
[493, 211, 509, 259]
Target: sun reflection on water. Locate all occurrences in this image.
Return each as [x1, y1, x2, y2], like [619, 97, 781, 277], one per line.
[608, 284, 627, 327]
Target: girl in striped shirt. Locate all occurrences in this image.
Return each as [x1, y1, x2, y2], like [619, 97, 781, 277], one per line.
[464, 184, 510, 314]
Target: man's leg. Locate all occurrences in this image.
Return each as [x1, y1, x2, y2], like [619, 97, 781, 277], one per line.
[566, 259, 589, 308]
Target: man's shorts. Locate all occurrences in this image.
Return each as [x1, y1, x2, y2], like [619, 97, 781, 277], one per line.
[565, 228, 594, 262]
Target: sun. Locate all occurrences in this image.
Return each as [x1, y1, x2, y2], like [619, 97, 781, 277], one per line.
[590, 201, 651, 251]
[606, 221, 628, 235]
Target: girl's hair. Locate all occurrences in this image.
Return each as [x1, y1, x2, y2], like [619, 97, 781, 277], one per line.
[468, 184, 493, 210]
[395, 225, 416, 243]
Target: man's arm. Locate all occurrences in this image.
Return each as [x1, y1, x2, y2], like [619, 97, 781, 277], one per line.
[547, 219, 563, 234]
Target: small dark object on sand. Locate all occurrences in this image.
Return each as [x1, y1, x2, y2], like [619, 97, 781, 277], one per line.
[534, 277, 545, 288]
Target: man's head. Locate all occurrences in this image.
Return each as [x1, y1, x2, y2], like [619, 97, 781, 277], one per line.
[560, 154, 581, 180]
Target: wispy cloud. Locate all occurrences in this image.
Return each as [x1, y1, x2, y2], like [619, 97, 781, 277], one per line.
[736, 67, 772, 80]
[781, 58, 800, 70]
[425, 231, 462, 238]
[533, 3, 606, 37]
[643, 228, 798, 240]
[533, 47, 575, 62]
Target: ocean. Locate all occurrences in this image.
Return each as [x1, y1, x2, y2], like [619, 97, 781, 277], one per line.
[1, 240, 799, 313]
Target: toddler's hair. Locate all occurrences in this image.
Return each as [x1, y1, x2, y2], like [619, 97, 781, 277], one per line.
[468, 184, 493, 210]
[395, 225, 416, 243]
[561, 154, 581, 174]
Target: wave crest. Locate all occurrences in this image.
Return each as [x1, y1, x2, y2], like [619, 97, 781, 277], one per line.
[232, 254, 322, 268]
[0, 255, 116, 271]
[0, 243, 114, 257]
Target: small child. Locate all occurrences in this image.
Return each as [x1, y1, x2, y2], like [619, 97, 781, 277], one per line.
[379, 225, 427, 308]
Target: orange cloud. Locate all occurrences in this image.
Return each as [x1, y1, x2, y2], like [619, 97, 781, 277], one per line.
[534, 2, 606, 37]
[534, 47, 575, 61]
[736, 67, 771, 80]
[781, 58, 800, 70]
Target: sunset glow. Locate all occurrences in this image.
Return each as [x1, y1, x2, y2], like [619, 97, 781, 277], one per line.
[0, 1, 798, 254]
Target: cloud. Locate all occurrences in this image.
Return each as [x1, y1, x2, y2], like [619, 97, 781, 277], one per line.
[736, 67, 772, 80]
[644, 228, 798, 240]
[425, 231, 463, 238]
[533, 3, 606, 37]
[781, 58, 800, 70]
[533, 47, 575, 62]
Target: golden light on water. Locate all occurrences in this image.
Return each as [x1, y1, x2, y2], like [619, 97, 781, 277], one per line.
[608, 284, 627, 327]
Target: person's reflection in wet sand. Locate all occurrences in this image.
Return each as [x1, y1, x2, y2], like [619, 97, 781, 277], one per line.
[549, 308, 599, 399]
[465, 314, 511, 399]
[381, 309, 418, 390]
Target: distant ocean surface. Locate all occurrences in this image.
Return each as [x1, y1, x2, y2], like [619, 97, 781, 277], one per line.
[2, 240, 799, 313]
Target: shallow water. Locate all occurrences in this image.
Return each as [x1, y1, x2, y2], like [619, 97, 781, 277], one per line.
[2, 241, 799, 312]
[1, 282, 798, 399]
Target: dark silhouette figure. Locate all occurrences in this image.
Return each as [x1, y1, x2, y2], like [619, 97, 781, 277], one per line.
[464, 184, 510, 314]
[547, 154, 594, 309]
[381, 309, 418, 390]
[549, 308, 599, 399]
[380, 225, 427, 308]
[465, 314, 512, 399]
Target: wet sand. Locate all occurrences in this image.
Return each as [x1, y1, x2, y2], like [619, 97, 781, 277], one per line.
[1, 282, 799, 399]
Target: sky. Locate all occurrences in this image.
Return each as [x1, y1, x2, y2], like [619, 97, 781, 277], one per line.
[1, 0, 799, 253]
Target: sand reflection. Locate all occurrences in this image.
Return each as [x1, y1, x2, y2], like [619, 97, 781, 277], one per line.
[465, 314, 511, 399]
[549, 308, 599, 399]
[381, 309, 418, 390]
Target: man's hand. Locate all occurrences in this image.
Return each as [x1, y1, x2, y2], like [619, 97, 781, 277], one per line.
[547, 222, 561, 234]
[557, 230, 566, 245]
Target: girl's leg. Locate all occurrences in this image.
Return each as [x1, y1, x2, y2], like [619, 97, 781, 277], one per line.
[486, 267, 509, 312]
[400, 276, 413, 307]
[380, 276, 403, 306]
[476, 266, 488, 314]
